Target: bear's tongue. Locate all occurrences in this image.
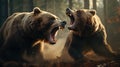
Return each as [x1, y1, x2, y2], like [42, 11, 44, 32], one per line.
[49, 35, 56, 44]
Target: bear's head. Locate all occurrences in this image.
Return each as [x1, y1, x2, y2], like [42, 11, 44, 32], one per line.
[66, 8, 99, 36]
[24, 7, 66, 44]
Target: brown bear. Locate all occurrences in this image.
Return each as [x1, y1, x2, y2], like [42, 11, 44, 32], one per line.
[0, 7, 66, 64]
[65, 8, 120, 62]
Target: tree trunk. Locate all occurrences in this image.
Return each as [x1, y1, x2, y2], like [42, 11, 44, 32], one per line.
[103, 0, 108, 23]
[23, 0, 33, 11]
[8, 0, 13, 15]
[0, 0, 8, 26]
[69, 0, 73, 9]
[93, 0, 97, 10]
[9, 0, 23, 13]
[84, 0, 89, 9]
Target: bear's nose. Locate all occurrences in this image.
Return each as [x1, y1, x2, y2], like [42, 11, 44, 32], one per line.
[61, 21, 66, 25]
[60, 21, 66, 29]
[66, 8, 71, 12]
[66, 8, 73, 16]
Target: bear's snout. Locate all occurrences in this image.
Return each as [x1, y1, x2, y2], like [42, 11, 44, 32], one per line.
[66, 8, 71, 13]
[59, 21, 66, 29]
[66, 8, 73, 15]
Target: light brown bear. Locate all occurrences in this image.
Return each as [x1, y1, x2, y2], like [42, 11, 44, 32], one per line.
[65, 8, 120, 62]
[0, 7, 66, 63]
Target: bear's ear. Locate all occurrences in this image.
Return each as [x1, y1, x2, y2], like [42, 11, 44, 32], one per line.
[33, 7, 41, 15]
[89, 10, 96, 16]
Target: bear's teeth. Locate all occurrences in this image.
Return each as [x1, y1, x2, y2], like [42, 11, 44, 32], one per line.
[50, 34, 56, 41]
[69, 14, 72, 16]
[55, 31, 58, 37]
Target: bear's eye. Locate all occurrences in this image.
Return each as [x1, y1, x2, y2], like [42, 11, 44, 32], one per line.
[49, 20, 55, 24]
[48, 17, 56, 23]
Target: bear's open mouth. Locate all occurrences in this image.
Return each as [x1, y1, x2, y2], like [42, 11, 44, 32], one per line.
[66, 8, 75, 25]
[49, 27, 59, 44]
[66, 13, 75, 25]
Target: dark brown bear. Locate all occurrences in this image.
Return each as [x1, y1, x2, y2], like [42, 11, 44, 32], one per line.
[0, 7, 66, 63]
[65, 8, 119, 62]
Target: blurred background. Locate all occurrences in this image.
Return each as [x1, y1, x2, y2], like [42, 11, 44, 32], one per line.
[0, 0, 120, 52]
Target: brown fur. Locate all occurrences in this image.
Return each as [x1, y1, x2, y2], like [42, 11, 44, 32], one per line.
[65, 8, 119, 62]
[0, 7, 66, 64]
